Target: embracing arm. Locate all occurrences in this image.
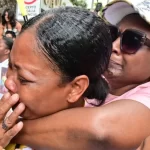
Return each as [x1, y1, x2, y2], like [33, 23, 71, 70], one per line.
[13, 100, 150, 150]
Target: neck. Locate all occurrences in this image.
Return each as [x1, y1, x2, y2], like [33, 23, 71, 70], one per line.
[0, 56, 8, 63]
[109, 82, 140, 96]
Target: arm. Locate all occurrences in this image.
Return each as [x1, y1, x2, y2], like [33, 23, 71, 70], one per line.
[13, 100, 150, 150]
[0, 24, 4, 39]
[16, 22, 22, 33]
[137, 136, 150, 150]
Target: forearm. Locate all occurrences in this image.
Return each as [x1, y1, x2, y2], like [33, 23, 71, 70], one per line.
[13, 107, 106, 150]
[13, 100, 150, 150]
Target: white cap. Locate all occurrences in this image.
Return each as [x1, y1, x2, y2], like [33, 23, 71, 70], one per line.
[102, 0, 150, 25]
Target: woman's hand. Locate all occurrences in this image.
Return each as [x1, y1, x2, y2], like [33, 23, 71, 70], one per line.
[0, 93, 25, 149]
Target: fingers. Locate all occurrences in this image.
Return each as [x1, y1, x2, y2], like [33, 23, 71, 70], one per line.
[0, 93, 24, 149]
[3, 103, 25, 131]
[1, 122, 23, 148]
[0, 146, 4, 150]
[0, 93, 19, 120]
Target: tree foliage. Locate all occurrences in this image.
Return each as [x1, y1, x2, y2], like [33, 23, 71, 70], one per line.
[69, 0, 87, 8]
[0, 0, 16, 13]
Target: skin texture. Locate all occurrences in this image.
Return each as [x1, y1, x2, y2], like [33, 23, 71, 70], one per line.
[6, 29, 87, 120]
[137, 136, 150, 150]
[1, 14, 150, 150]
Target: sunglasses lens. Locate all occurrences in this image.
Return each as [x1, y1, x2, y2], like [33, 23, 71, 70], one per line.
[122, 30, 143, 54]
[109, 25, 118, 42]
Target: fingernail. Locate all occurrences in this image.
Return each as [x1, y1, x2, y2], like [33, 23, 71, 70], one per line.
[18, 103, 25, 110]
[11, 94, 19, 102]
[17, 121, 23, 129]
[3, 92, 11, 99]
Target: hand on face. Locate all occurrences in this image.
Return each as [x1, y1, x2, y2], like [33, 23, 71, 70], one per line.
[0, 93, 25, 149]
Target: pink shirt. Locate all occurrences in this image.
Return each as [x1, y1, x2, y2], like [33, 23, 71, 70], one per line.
[85, 82, 150, 108]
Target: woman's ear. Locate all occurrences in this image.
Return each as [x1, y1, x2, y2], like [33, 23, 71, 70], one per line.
[67, 75, 89, 103]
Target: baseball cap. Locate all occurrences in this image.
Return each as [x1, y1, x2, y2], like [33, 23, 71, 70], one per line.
[102, 0, 150, 25]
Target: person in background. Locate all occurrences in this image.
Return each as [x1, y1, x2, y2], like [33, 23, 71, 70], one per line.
[0, 0, 150, 149]
[0, 7, 111, 149]
[0, 13, 3, 40]
[0, 37, 13, 98]
[2, 8, 22, 36]
[5, 31, 16, 41]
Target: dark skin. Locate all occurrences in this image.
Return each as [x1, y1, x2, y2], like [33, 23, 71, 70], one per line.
[105, 14, 150, 96]
[1, 14, 150, 150]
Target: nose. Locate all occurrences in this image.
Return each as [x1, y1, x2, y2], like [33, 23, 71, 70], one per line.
[112, 37, 122, 56]
[5, 68, 17, 94]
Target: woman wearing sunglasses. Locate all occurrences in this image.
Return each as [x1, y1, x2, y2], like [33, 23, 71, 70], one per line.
[1, 0, 150, 150]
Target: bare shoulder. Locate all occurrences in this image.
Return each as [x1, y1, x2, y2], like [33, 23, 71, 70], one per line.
[16, 21, 22, 26]
[16, 21, 22, 31]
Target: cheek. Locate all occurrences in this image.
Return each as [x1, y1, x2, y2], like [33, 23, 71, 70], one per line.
[124, 54, 150, 79]
[19, 84, 70, 118]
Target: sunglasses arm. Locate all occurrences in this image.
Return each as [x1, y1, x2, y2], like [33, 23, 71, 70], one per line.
[145, 38, 150, 48]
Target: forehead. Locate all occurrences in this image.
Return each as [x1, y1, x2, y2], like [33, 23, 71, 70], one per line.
[10, 30, 51, 72]
[118, 14, 150, 37]
[12, 31, 37, 54]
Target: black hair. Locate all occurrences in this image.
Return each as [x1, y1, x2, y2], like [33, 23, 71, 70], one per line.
[21, 7, 112, 105]
[3, 36, 13, 51]
[2, 8, 16, 28]
[5, 30, 16, 39]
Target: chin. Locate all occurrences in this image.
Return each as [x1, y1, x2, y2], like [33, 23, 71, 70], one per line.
[20, 111, 40, 120]
[106, 67, 122, 78]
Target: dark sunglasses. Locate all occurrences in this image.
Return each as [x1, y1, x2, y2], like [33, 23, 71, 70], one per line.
[109, 25, 150, 54]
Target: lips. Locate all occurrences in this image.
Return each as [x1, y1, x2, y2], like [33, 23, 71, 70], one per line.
[108, 60, 123, 70]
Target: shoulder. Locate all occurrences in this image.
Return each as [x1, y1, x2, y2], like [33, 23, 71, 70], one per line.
[16, 21, 22, 28]
[15, 21, 22, 32]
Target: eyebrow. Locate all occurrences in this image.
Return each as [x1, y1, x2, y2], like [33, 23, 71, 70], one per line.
[8, 55, 22, 70]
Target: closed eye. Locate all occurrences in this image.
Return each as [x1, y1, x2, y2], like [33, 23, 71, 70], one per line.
[18, 76, 30, 85]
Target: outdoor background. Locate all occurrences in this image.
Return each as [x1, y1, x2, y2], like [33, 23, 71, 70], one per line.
[0, 0, 112, 13]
